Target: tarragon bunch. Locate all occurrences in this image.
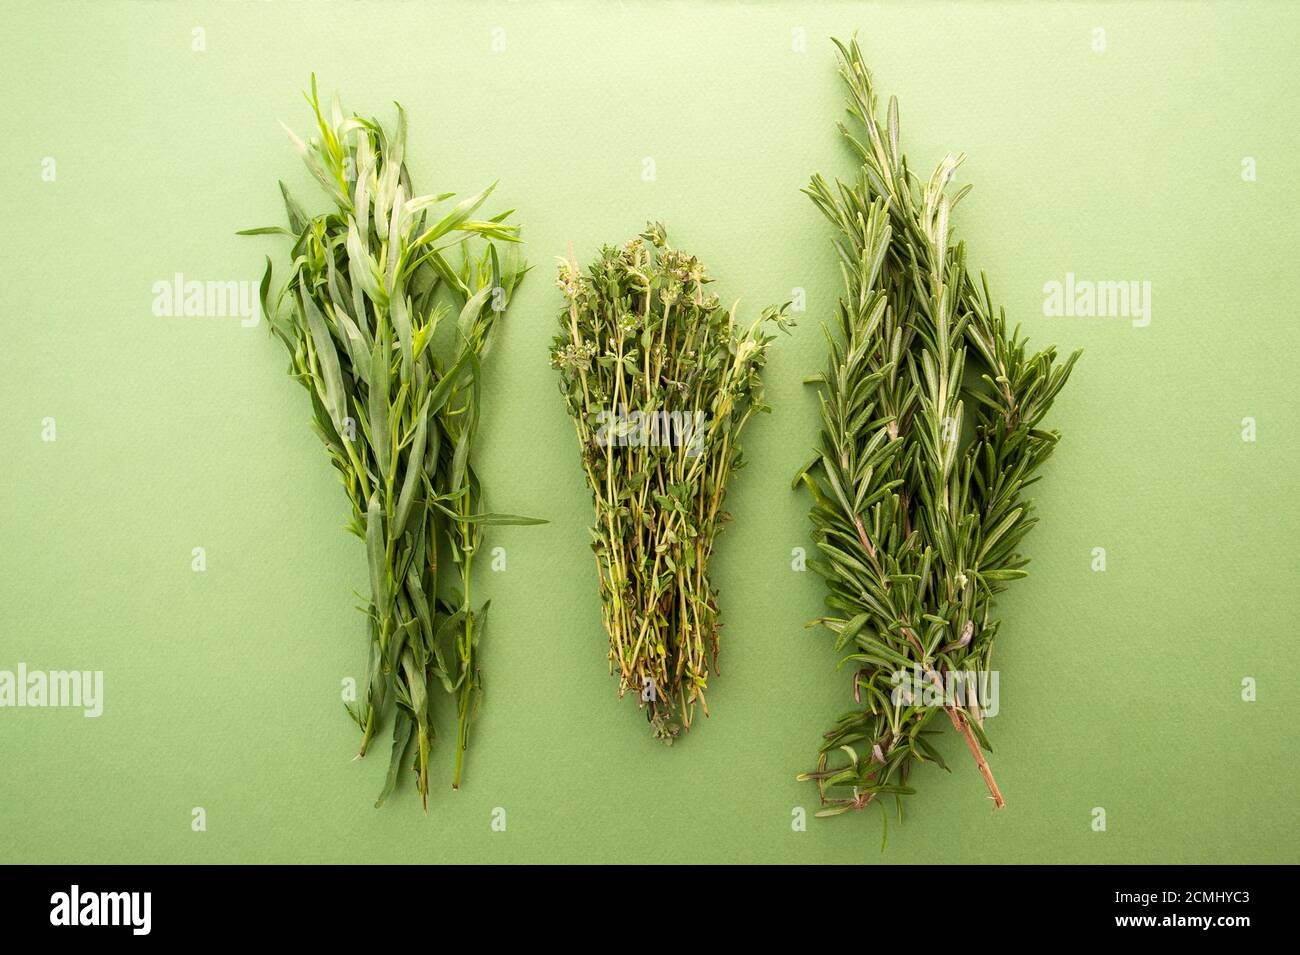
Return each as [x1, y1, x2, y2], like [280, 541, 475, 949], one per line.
[242, 78, 541, 809]
[797, 39, 1079, 833]
[552, 225, 789, 740]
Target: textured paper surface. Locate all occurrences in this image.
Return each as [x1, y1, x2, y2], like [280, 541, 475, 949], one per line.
[2, 1, 1297, 863]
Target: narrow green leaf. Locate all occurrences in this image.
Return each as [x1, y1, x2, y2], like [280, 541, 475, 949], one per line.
[375, 711, 413, 808]
[299, 276, 347, 433]
[394, 395, 430, 535]
[365, 496, 390, 618]
[237, 226, 293, 236]
[369, 320, 392, 482]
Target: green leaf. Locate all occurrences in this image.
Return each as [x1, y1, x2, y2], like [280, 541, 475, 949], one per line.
[432, 507, 547, 527]
[394, 395, 430, 535]
[299, 276, 347, 434]
[369, 319, 392, 481]
[237, 226, 293, 236]
[833, 613, 870, 652]
[410, 181, 498, 251]
[427, 345, 473, 416]
[980, 568, 1028, 581]
[375, 711, 413, 808]
[450, 425, 471, 493]
[365, 496, 390, 618]
[279, 180, 309, 234]
[457, 284, 493, 342]
[977, 507, 1023, 564]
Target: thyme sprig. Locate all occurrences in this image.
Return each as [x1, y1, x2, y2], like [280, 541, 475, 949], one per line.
[552, 225, 790, 739]
[243, 78, 542, 809]
[797, 38, 1080, 831]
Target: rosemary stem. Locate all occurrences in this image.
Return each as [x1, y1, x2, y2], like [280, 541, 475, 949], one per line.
[947, 706, 1005, 809]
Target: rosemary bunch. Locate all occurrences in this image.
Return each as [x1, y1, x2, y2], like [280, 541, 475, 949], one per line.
[552, 225, 789, 740]
[796, 38, 1079, 829]
[242, 78, 541, 808]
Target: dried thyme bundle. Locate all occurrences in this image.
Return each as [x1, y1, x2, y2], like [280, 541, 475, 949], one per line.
[552, 225, 789, 740]
[242, 79, 541, 809]
[797, 38, 1079, 832]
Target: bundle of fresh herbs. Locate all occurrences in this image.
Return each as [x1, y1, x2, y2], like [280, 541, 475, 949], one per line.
[552, 225, 789, 740]
[797, 38, 1079, 833]
[242, 79, 541, 809]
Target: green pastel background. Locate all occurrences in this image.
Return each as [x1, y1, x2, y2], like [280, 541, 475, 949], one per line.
[2, 0, 1297, 864]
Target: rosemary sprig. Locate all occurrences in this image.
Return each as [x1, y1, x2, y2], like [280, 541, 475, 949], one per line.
[552, 225, 790, 739]
[242, 78, 542, 809]
[796, 38, 1080, 830]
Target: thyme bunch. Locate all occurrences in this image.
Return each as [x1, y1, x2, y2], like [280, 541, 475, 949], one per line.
[797, 39, 1080, 830]
[243, 79, 541, 809]
[552, 225, 789, 739]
